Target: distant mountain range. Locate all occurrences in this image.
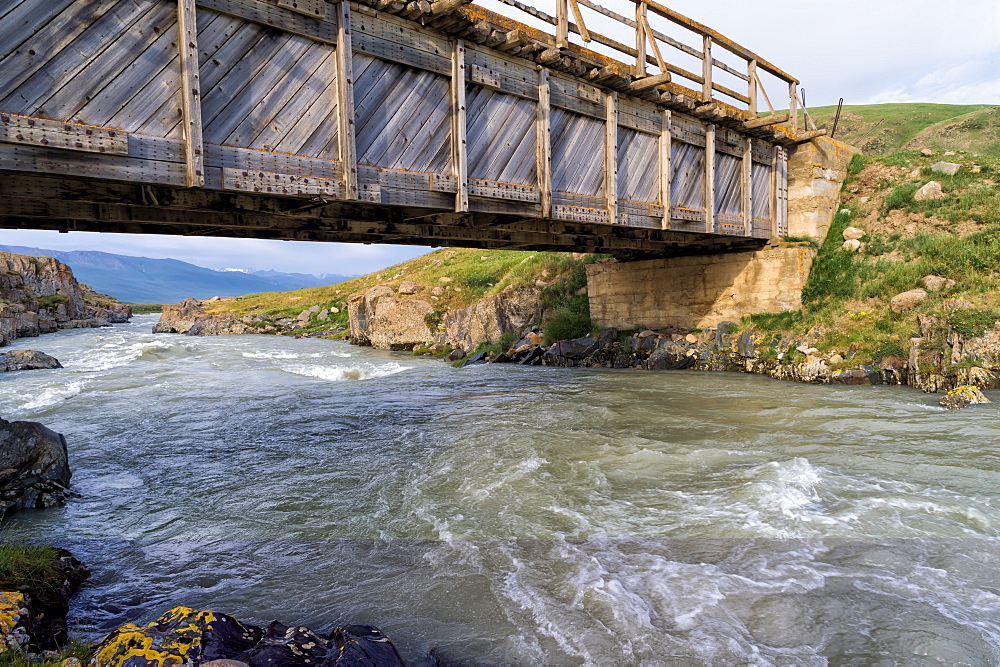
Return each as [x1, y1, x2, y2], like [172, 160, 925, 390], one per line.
[0, 246, 353, 304]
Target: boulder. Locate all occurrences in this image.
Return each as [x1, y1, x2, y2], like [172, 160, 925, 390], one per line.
[939, 385, 991, 410]
[842, 239, 863, 252]
[0, 418, 71, 519]
[398, 281, 421, 294]
[842, 226, 866, 241]
[931, 161, 962, 176]
[317, 309, 330, 321]
[444, 348, 466, 362]
[431, 286, 446, 296]
[437, 287, 541, 353]
[914, 181, 946, 201]
[943, 298, 973, 310]
[92, 607, 264, 665]
[890, 289, 928, 313]
[921, 275, 955, 292]
[0, 350, 61, 372]
[153, 298, 205, 334]
[297, 309, 313, 323]
[921, 148, 934, 156]
[545, 335, 599, 363]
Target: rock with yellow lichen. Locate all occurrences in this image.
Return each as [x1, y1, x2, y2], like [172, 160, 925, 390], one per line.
[90, 606, 263, 666]
[92, 607, 405, 666]
[939, 385, 991, 410]
[0, 591, 31, 654]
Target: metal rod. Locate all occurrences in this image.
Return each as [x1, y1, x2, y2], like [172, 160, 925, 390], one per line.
[831, 97, 844, 138]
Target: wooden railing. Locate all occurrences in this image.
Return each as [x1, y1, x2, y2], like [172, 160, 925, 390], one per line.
[491, 0, 801, 129]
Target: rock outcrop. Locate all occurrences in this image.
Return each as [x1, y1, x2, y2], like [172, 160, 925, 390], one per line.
[347, 286, 435, 350]
[0, 548, 89, 653]
[939, 385, 991, 410]
[0, 418, 71, 519]
[0, 350, 62, 372]
[0, 251, 130, 347]
[435, 287, 541, 353]
[154, 298, 285, 336]
[92, 606, 404, 666]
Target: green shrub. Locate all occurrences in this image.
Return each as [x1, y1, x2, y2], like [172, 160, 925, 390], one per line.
[882, 182, 920, 214]
[424, 309, 446, 332]
[540, 264, 592, 344]
[36, 294, 69, 311]
[847, 153, 867, 176]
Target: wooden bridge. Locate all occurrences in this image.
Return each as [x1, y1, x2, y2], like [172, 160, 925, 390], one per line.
[0, 0, 823, 257]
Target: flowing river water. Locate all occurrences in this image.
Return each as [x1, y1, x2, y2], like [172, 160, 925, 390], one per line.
[1, 315, 998, 664]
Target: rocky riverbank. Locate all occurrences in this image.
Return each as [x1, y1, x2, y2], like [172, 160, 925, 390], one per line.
[0, 251, 131, 348]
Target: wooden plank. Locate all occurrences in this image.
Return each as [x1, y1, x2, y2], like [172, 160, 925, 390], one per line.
[196, 0, 337, 44]
[352, 32, 451, 76]
[605, 91, 617, 223]
[0, 113, 128, 155]
[350, 8, 450, 58]
[659, 109, 670, 230]
[178, 0, 205, 187]
[0, 0, 157, 116]
[222, 167, 344, 196]
[701, 36, 712, 101]
[549, 89, 604, 120]
[126, 134, 186, 163]
[618, 200, 663, 217]
[0, 143, 186, 186]
[336, 1, 358, 200]
[378, 186, 454, 208]
[776, 145, 788, 237]
[536, 68, 551, 216]
[0, 0, 124, 110]
[468, 197, 540, 216]
[252, 48, 337, 154]
[0, 0, 74, 63]
[451, 38, 468, 212]
[275, 0, 329, 20]
[468, 178, 540, 202]
[704, 122, 714, 233]
[552, 204, 609, 224]
[204, 143, 342, 179]
[634, 1, 646, 77]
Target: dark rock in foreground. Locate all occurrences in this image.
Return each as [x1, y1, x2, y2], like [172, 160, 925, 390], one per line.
[0, 350, 62, 372]
[92, 606, 405, 666]
[939, 385, 991, 410]
[0, 547, 89, 653]
[0, 418, 71, 518]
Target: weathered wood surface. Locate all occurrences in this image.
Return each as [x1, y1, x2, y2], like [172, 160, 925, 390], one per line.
[0, 0, 791, 254]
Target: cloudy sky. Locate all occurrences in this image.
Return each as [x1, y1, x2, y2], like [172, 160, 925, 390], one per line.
[2, 0, 997, 276]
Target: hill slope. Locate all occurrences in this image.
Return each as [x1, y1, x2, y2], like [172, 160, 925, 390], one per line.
[800, 103, 1000, 156]
[0, 246, 354, 304]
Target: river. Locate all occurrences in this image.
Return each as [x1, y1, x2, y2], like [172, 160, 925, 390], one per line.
[1, 315, 998, 663]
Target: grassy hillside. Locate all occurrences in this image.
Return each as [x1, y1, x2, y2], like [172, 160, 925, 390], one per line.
[747, 148, 1000, 365]
[205, 248, 602, 339]
[801, 103, 1000, 156]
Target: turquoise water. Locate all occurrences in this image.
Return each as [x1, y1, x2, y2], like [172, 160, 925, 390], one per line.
[1, 316, 998, 663]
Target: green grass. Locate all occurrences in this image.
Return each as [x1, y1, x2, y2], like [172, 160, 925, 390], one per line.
[35, 294, 68, 312]
[128, 304, 163, 314]
[802, 103, 1000, 156]
[0, 544, 63, 594]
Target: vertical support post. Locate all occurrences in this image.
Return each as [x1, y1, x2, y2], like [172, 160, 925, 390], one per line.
[337, 1, 358, 200]
[605, 91, 617, 224]
[704, 122, 715, 233]
[634, 1, 647, 78]
[742, 136, 752, 236]
[177, 0, 203, 188]
[556, 0, 568, 49]
[451, 38, 468, 212]
[776, 145, 788, 237]
[770, 143, 778, 239]
[747, 59, 758, 117]
[702, 35, 712, 102]
[536, 68, 551, 218]
[659, 109, 671, 230]
[789, 81, 798, 134]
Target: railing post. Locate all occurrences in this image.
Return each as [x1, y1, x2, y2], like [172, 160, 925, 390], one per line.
[789, 81, 798, 133]
[702, 35, 712, 101]
[659, 109, 671, 230]
[451, 38, 468, 213]
[336, 1, 358, 200]
[747, 59, 758, 117]
[177, 0, 203, 188]
[536, 68, 551, 218]
[556, 0, 568, 49]
[634, 1, 647, 78]
[704, 122, 715, 233]
[605, 90, 617, 223]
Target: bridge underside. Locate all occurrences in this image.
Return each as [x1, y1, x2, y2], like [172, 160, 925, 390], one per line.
[0, 0, 800, 257]
[0, 172, 765, 258]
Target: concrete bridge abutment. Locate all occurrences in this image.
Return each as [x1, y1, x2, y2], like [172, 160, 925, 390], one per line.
[586, 137, 858, 331]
